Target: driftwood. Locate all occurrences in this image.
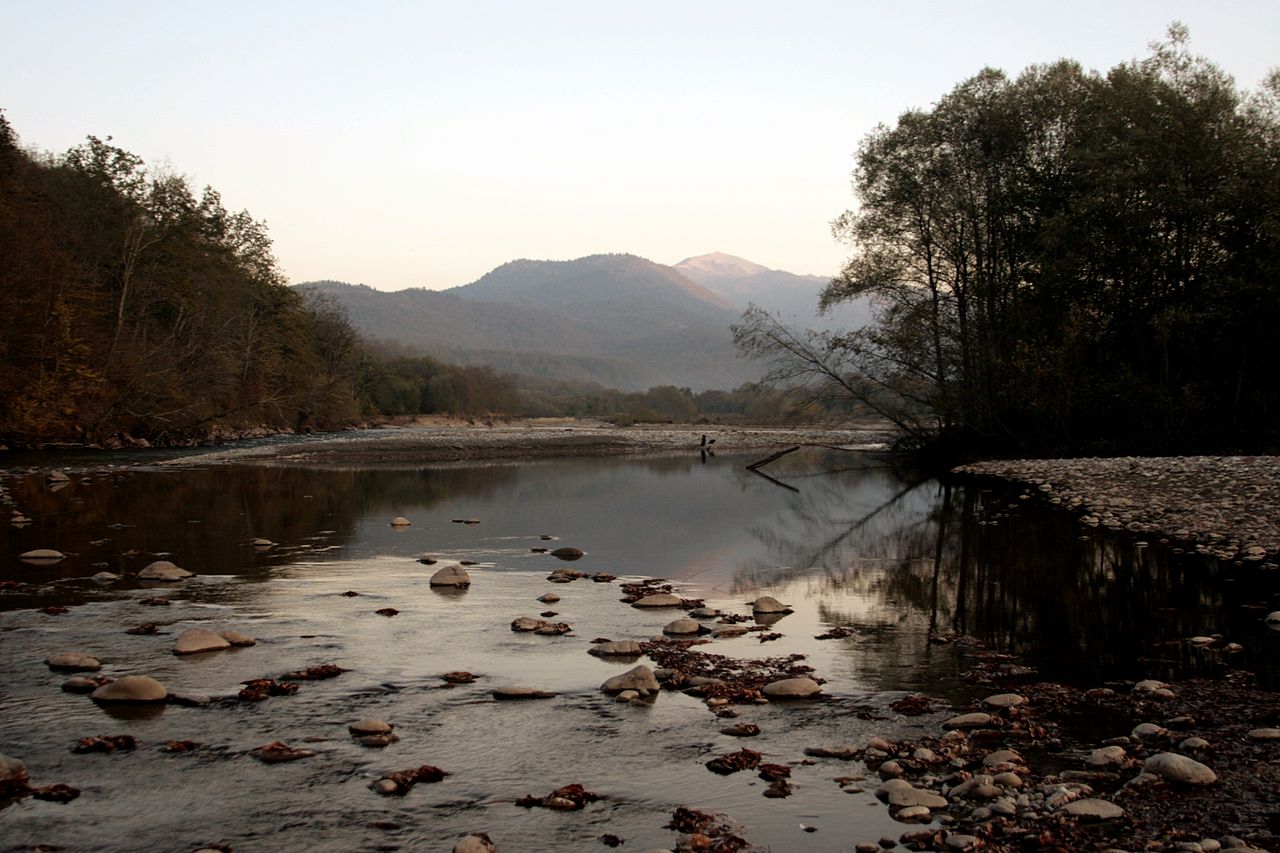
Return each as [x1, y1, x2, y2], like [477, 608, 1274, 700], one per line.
[745, 446, 799, 471]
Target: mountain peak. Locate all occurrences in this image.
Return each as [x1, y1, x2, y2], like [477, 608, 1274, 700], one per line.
[674, 252, 772, 281]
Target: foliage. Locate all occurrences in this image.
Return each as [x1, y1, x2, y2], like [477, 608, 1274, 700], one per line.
[737, 27, 1280, 456]
[0, 117, 370, 445]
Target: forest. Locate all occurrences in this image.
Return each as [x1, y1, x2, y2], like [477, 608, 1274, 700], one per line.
[737, 28, 1280, 457]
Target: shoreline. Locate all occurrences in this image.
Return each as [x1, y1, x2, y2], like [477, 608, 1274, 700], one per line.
[954, 456, 1280, 564]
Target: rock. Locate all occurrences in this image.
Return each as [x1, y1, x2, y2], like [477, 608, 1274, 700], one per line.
[18, 549, 64, 563]
[1247, 727, 1280, 741]
[550, 547, 584, 560]
[62, 676, 108, 693]
[894, 805, 931, 822]
[390, 517, 411, 526]
[886, 785, 948, 809]
[761, 677, 821, 698]
[1266, 611, 1280, 627]
[91, 571, 119, 583]
[662, 617, 701, 635]
[537, 593, 560, 603]
[251, 741, 314, 763]
[1144, 752, 1217, 785]
[510, 616, 544, 632]
[601, 664, 659, 695]
[252, 538, 274, 548]
[173, 628, 231, 655]
[943, 712, 992, 729]
[632, 593, 683, 608]
[138, 560, 193, 580]
[349, 719, 393, 736]
[220, 630, 256, 646]
[492, 687, 558, 700]
[1061, 798, 1124, 820]
[689, 607, 720, 618]
[983, 749, 1023, 769]
[946, 835, 980, 851]
[46, 652, 101, 672]
[1181, 736, 1211, 751]
[712, 626, 749, 638]
[92, 675, 167, 703]
[750, 596, 791, 613]
[1, 753, 29, 785]
[983, 693, 1026, 708]
[1133, 679, 1169, 693]
[47, 470, 70, 483]
[1087, 745, 1127, 768]
[1131, 722, 1168, 740]
[429, 565, 471, 587]
[453, 835, 497, 853]
[588, 640, 644, 656]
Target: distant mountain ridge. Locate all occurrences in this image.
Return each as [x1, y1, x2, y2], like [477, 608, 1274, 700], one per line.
[300, 252, 872, 391]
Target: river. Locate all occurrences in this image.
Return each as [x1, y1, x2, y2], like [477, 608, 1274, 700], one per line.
[1, 449, 1276, 851]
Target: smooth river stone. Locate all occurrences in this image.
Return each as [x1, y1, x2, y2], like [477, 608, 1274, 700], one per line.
[46, 652, 101, 672]
[712, 625, 749, 638]
[219, 630, 257, 646]
[886, 785, 948, 809]
[601, 664, 659, 695]
[19, 549, 64, 562]
[750, 595, 791, 613]
[983, 693, 1026, 708]
[1143, 752, 1217, 785]
[662, 617, 701, 635]
[762, 677, 822, 698]
[943, 712, 993, 729]
[429, 565, 471, 587]
[492, 687, 558, 700]
[92, 675, 167, 703]
[588, 640, 644, 656]
[1061, 798, 1125, 820]
[632, 593, 683, 608]
[453, 835, 497, 853]
[173, 628, 231, 655]
[390, 517, 411, 526]
[1087, 745, 1127, 767]
[1247, 728, 1280, 742]
[138, 560, 193, 580]
[550, 547, 585, 560]
[349, 719, 393, 735]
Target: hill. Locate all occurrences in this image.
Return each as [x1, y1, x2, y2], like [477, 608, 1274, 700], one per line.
[674, 251, 874, 332]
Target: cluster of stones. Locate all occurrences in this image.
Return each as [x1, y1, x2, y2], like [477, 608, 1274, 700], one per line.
[954, 456, 1280, 563]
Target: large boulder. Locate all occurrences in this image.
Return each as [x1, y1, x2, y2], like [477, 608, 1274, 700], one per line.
[173, 628, 232, 655]
[430, 565, 471, 587]
[601, 664, 659, 695]
[91, 675, 167, 703]
[138, 560, 193, 581]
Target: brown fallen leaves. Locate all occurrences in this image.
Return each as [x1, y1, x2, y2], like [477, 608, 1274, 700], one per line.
[706, 749, 762, 775]
[238, 679, 300, 702]
[72, 734, 137, 754]
[372, 764, 448, 795]
[515, 783, 599, 810]
[667, 806, 750, 852]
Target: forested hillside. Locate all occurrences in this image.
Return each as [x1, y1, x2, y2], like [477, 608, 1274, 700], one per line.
[0, 115, 367, 446]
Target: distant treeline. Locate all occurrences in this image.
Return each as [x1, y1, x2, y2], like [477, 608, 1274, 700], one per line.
[0, 114, 833, 447]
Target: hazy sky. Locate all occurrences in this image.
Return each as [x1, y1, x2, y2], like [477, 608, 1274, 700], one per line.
[3, 2, 1277, 290]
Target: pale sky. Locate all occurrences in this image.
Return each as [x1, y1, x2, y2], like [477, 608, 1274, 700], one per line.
[3, 1, 1277, 290]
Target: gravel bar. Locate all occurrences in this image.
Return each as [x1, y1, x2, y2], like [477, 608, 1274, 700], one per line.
[955, 456, 1280, 563]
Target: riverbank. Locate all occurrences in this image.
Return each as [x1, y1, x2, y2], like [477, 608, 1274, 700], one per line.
[151, 418, 896, 467]
[954, 456, 1280, 564]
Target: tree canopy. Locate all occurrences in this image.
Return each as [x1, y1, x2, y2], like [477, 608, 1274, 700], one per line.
[739, 27, 1280, 457]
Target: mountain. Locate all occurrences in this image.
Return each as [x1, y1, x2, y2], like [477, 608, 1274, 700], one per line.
[302, 252, 873, 392]
[674, 251, 874, 332]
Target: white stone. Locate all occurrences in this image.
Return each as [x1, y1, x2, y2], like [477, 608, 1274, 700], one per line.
[762, 677, 821, 698]
[138, 560, 193, 580]
[173, 628, 231, 655]
[1143, 752, 1217, 785]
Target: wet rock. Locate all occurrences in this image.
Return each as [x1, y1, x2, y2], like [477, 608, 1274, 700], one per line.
[601, 664, 659, 695]
[815, 626, 855, 639]
[72, 734, 137, 754]
[706, 748, 762, 775]
[945, 834, 980, 851]
[389, 517, 411, 527]
[252, 538, 274, 549]
[537, 592, 560, 603]
[983, 748, 1023, 769]
[92, 675, 167, 703]
[1181, 736, 1211, 751]
[138, 560, 193, 581]
[453, 834, 496, 853]
[615, 690, 640, 702]
[19, 548, 64, 563]
[712, 625, 749, 638]
[663, 617, 703, 635]
[550, 547, 585, 560]
[533, 622, 572, 636]
[632, 593, 683, 608]
[761, 677, 821, 698]
[690, 607, 720, 618]
[943, 712, 992, 729]
[429, 565, 471, 587]
[588, 640, 644, 657]
[220, 630, 256, 646]
[441, 671, 476, 684]
[983, 693, 1027, 708]
[62, 675, 111, 693]
[1144, 752, 1217, 785]
[376, 607, 399, 617]
[750, 596, 792, 614]
[492, 687, 558, 700]
[0, 754, 29, 788]
[349, 719, 393, 735]
[1246, 727, 1280, 741]
[91, 571, 120, 583]
[510, 616, 543, 632]
[1132, 722, 1169, 741]
[1060, 798, 1124, 820]
[46, 652, 101, 672]
[238, 678, 299, 701]
[373, 764, 447, 794]
[720, 723, 760, 737]
[251, 741, 314, 763]
[516, 782, 598, 810]
[881, 781, 948, 809]
[173, 628, 231, 655]
[30, 783, 79, 803]
[894, 805, 932, 822]
[168, 691, 212, 707]
[279, 664, 346, 680]
[1087, 745, 1127, 767]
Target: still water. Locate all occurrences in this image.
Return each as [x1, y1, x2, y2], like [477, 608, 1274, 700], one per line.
[1, 451, 1276, 852]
